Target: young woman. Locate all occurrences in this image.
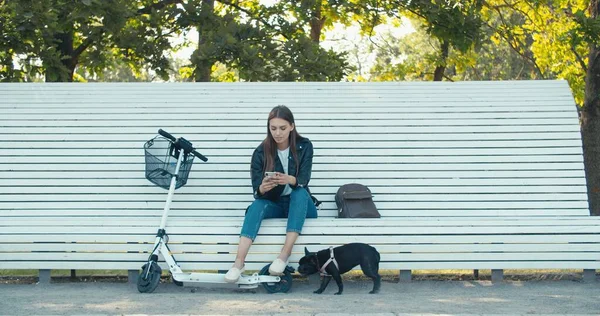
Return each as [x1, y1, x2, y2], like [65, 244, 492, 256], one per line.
[225, 105, 318, 282]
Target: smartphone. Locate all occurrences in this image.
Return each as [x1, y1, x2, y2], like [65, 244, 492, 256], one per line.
[265, 171, 277, 178]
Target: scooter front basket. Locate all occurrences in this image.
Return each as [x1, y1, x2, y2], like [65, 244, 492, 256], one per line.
[144, 136, 194, 189]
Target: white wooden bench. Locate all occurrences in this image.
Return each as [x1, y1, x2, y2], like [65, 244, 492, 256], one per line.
[1, 80, 599, 284]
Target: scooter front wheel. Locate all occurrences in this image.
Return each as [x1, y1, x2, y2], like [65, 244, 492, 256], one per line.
[259, 264, 293, 293]
[137, 261, 162, 293]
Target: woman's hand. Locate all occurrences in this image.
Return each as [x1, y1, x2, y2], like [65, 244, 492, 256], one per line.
[259, 176, 278, 195]
[269, 173, 296, 186]
[259, 173, 296, 194]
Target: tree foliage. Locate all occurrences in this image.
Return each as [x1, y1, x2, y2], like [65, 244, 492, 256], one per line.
[183, 0, 352, 81]
[0, 0, 183, 82]
[365, 0, 599, 105]
[1, 0, 600, 90]
[369, 15, 538, 81]
[378, 0, 487, 80]
[481, 0, 591, 103]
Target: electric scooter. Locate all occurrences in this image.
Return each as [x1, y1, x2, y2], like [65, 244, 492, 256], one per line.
[137, 129, 294, 293]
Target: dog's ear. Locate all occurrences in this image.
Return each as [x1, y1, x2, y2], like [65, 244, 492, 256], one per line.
[304, 247, 310, 256]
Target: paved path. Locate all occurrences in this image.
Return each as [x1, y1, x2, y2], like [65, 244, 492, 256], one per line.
[0, 279, 599, 315]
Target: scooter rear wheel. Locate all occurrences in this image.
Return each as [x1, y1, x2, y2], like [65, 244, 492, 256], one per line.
[259, 264, 293, 293]
[137, 262, 162, 293]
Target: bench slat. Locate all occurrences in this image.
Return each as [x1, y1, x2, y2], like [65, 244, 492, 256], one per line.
[3, 252, 599, 263]
[3, 224, 600, 234]
[0, 118, 580, 127]
[3, 105, 577, 114]
[4, 112, 578, 121]
[2, 147, 585, 157]
[1, 125, 582, 134]
[4, 177, 587, 186]
[0, 169, 588, 179]
[1, 261, 597, 271]
[0, 185, 587, 194]
[1, 140, 585, 149]
[0, 201, 589, 210]
[2, 243, 598, 253]
[1, 209, 590, 217]
[0, 132, 584, 143]
[1, 193, 588, 203]
[3, 233, 599, 244]
[5, 217, 600, 226]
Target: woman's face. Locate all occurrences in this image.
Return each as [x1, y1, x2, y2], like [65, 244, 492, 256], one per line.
[269, 117, 294, 148]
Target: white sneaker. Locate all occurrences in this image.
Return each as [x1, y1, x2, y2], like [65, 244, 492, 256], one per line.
[224, 266, 245, 283]
[268, 258, 288, 275]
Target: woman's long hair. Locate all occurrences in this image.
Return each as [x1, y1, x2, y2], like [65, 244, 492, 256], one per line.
[263, 105, 301, 176]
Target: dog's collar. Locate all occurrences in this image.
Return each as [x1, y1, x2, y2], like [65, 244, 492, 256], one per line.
[319, 247, 339, 276]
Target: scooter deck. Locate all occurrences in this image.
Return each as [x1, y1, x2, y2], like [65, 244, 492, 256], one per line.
[172, 272, 281, 287]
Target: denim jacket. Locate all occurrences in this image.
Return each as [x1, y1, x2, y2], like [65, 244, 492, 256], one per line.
[250, 137, 313, 201]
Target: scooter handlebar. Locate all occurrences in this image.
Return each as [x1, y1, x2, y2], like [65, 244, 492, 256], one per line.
[192, 150, 208, 162]
[157, 129, 208, 162]
[158, 129, 176, 142]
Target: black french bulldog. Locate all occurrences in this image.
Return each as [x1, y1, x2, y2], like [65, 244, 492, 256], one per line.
[297, 242, 381, 295]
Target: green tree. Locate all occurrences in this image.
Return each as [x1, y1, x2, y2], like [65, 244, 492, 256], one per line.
[183, 0, 352, 81]
[369, 17, 537, 81]
[482, 0, 587, 99]
[0, 0, 359, 82]
[481, 0, 600, 215]
[0, 0, 182, 82]
[386, 0, 486, 81]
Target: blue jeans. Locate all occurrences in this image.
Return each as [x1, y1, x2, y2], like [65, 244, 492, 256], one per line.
[240, 187, 318, 241]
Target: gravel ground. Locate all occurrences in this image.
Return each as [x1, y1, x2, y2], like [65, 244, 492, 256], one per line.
[0, 275, 599, 315]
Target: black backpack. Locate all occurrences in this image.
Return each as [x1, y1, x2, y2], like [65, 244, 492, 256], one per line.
[335, 183, 380, 218]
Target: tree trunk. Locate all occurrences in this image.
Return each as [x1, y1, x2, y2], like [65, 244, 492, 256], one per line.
[433, 40, 449, 81]
[582, 108, 600, 216]
[195, 0, 215, 82]
[581, 0, 600, 215]
[45, 30, 77, 82]
[309, 0, 325, 44]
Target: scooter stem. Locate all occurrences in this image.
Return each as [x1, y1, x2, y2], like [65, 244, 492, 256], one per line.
[159, 148, 185, 230]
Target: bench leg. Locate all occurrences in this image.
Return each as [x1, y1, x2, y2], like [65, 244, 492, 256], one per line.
[473, 269, 479, 280]
[491, 269, 503, 283]
[38, 269, 51, 284]
[399, 270, 412, 282]
[128, 270, 139, 285]
[583, 269, 597, 282]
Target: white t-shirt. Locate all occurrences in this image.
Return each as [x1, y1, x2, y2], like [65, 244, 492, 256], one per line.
[278, 147, 293, 196]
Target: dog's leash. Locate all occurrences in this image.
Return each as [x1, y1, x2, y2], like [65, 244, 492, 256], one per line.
[318, 247, 339, 277]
